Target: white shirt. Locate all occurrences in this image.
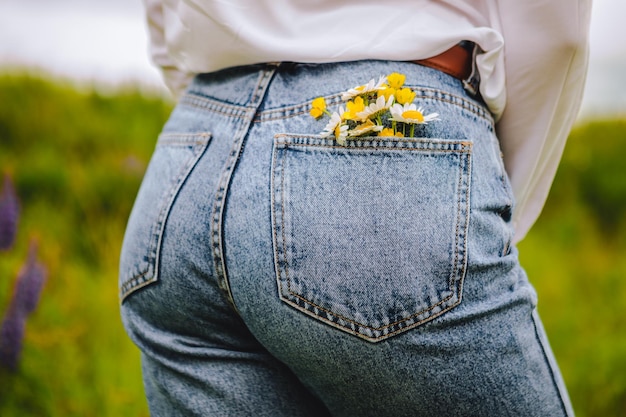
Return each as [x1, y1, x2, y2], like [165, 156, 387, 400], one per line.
[142, 0, 591, 243]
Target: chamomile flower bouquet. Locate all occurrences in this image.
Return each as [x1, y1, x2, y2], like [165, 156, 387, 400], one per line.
[310, 72, 439, 145]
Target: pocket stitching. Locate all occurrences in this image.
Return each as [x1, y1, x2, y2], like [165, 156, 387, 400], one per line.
[120, 133, 211, 302]
[271, 135, 472, 340]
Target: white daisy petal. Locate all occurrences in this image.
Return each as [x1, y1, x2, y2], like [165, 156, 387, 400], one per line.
[355, 95, 394, 121]
[389, 103, 438, 124]
[320, 108, 344, 137]
[422, 112, 440, 123]
[347, 120, 384, 137]
[389, 103, 409, 121]
[341, 76, 388, 100]
[336, 127, 348, 145]
[320, 107, 350, 144]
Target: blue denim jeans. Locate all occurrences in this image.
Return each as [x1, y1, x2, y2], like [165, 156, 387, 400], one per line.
[120, 60, 573, 416]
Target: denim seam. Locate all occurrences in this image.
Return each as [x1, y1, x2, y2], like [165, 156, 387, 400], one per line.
[272, 137, 472, 340]
[255, 86, 492, 125]
[211, 66, 278, 308]
[157, 132, 213, 146]
[119, 133, 212, 302]
[277, 147, 465, 336]
[531, 310, 574, 416]
[179, 94, 253, 118]
[274, 141, 472, 151]
[182, 86, 491, 126]
[454, 139, 471, 310]
[255, 94, 344, 122]
[119, 270, 152, 302]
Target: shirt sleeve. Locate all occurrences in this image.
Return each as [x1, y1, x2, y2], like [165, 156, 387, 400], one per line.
[143, 0, 193, 98]
[495, 0, 592, 243]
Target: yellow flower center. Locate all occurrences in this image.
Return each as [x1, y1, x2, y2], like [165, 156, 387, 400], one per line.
[402, 110, 424, 122]
[334, 124, 342, 138]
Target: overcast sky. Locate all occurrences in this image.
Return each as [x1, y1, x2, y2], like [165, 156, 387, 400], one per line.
[0, 0, 624, 118]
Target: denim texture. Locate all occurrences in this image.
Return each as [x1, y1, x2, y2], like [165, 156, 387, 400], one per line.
[120, 60, 573, 416]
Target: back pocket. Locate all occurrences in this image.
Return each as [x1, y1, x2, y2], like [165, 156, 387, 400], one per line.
[119, 133, 211, 302]
[271, 134, 471, 342]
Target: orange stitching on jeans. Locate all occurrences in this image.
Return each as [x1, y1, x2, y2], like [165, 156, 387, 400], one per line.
[256, 86, 492, 125]
[274, 139, 472, 153]
[157, 132, 212, 147]
[180, 94, 252, 118]
[182, 86, 492, 126]
[273, 139, 471, 335]
[277, 145, 292, 296]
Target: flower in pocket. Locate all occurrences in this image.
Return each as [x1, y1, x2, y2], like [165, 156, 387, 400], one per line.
[389, 103, 439, 124]
[320, 108, 349, 145]
[389, 103, 439, 137]
[355, 95, 394, 122]
[341, 76, 387, 101]
[309, 97, 328, 118]
[312, 72, 439, 143]
[386, 72, 406, 89]
[342, 97, 366, 121]
[348, 120, 384, 138]
[377, 86, 396, 101]
[395, 87, 416, 105]
[378, 127, 404, 138]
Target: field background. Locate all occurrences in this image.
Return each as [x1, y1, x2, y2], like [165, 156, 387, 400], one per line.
[0, 73, 624, 416]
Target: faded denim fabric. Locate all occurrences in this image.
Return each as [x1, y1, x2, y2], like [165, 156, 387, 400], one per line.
[120, 61, 574, 416]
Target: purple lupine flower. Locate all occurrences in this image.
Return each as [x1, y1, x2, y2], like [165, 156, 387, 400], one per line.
[0, 239, 47, 371]
[13, 240, 47, 315]
[0, 173, 20, 251]
[0, 304, 26, 371]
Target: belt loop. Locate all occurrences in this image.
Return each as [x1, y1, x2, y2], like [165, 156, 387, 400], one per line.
[462, 42, 481, 97]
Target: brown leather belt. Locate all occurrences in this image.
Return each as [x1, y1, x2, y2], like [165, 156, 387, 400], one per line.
[411, 44, 473, 82]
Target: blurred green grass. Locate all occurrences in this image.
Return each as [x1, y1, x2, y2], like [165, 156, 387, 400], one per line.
[0, 74, 170, 416]
[0, 73, 625, 416]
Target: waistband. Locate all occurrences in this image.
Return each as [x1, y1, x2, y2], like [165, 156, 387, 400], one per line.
[186, 60, 488, 116]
